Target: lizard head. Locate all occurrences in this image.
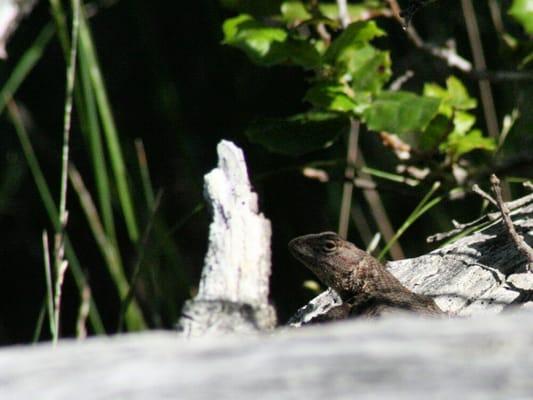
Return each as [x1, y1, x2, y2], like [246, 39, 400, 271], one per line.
[288, 232, 368, 297]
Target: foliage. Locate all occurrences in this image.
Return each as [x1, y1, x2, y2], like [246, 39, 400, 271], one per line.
[221, 1, 505, 174]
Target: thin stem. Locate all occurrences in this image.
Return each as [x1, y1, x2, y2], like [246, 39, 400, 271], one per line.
[76, 285, 91, 340]
[338, 120, 360, 238]
[42, 231, 56, 339]
[32, 301, 47, 344]
[490, 174, 533, 271]
[58, 0, 80, 226]
[69, 163, 146, 330]
[336, 0, 350, 28]
[357, 150, 405, 260]
[79, 9, 140, 241]
[460, 0, 499, 140]
[378, 181, 442, 260]
[135, 139, 156, 210]
[52, 240, 68, 345]
[0, 23, 54, 116]
[118, 190, 163, 332]
[7, 100, 105, 334]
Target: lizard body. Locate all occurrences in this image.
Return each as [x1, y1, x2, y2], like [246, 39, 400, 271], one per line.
[289, 232, 443, 321]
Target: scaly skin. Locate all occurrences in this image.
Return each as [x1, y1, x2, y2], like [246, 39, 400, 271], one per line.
[289, 232, 443, 319]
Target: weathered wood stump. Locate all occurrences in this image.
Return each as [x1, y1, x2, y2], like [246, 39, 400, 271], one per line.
[176, 140, 275, 336]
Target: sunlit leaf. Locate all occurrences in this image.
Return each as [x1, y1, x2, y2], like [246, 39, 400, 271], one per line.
[509, 0, 533, 34]
[304, 82, 357, 112]
[323, 21, 385, 64]
[441, 129, 496, 160]
[343, 45, 391, 92]
[362, 91, 441, 134]
[281, 1, 311, 22]
[453, 111, 476, 134]
[223, 14, 288, 65]
[223, 14, 320, 68]
[281, 1, 388, 24]
[424, 76, 476, 116]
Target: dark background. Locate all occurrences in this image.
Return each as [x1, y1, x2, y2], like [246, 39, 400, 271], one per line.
[0, 0, 531, 344]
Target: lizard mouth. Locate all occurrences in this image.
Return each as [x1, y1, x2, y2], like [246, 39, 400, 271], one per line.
[288, 237, 311, 263]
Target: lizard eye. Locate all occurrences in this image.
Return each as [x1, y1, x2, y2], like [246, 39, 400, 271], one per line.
[322, 240, 337, 253]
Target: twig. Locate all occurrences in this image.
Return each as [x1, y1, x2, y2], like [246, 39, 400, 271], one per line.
[76, 284, 91, 340]
[358, 151, 405, 260]
[52, 0, 80, 346]
[472, 184, 498, 207]
[58, 0, 80, 225]
[336, 0, 350, 28]
[52, 234, 68, 345]
[460, 0, 499, 141]
[488, 0, 505, 36]
[350, 204, 375, 249]
[427, 192, 533, 242]
[467, 70, 533, 82]
[490, 174, 533, 272]
[338, 119, 360, 238]
[42, 231, 55, 339]
[118, 190, 163, 332]
[389, 70, 414, 91]
[427, 215, 487, 243]
[387, 0, 472, 72]
[524, 182, 533, 191]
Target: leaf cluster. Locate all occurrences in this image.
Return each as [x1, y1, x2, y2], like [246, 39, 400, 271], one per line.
[222, 1, 497, 174]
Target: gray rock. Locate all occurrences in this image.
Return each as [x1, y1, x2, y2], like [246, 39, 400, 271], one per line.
[2, 310, 533, 399]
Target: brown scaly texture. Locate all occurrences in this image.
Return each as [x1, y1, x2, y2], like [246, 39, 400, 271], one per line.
[289, 232, 443, 320]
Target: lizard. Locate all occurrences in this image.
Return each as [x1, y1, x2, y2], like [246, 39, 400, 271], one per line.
[289, 231, 444, 321]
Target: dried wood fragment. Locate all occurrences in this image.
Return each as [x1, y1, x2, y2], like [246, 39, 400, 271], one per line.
[177, 140, 275, 337]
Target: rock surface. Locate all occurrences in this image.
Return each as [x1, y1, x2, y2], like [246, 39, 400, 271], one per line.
[2, 310, 533, 399]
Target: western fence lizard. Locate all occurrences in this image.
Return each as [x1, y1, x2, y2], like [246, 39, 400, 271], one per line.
[289, 232, 444, 321]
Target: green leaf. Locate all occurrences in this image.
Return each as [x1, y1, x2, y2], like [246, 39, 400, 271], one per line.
[281, 1, 389, 24]
[362, 91, 441, 134]
[281, 1, 312, 22]
[324, 21, 385, 64]
[453, 111, 476, 134]
[344, 46, 391, 92]
[442, 129, 496, 160]
[223, 14, 320, 68]
[246, 112, 350, 155]
[445, 76, 477, 110]
[223, 14, 288, 66]
[509, 0, 533, 34]
[424, 76, 477, 116]
[304, 82, 357, 112]
[320, 2, 389, 22]
[419, 114, 452, 151]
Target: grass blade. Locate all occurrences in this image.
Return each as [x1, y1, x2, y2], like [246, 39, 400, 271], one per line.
[378, 182, 443, 261]
[78, 9, 140, 242]
[0, 23, 54, 116]
[7, 100, 105, 334]
[69, 163, 147, 330]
